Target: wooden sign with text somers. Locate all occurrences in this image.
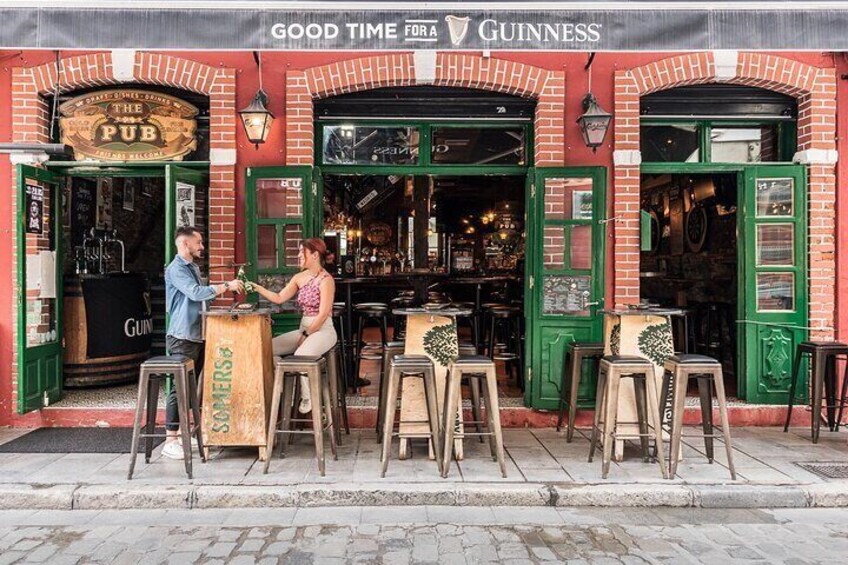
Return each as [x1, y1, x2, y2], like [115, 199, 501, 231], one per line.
[59, 90, 198, 162]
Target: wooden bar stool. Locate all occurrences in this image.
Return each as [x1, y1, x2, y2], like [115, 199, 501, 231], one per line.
[442, 354, 507, 478]
[376, 341, 406, 439]
[128, 355, 205, 480]
[458, 343, 485, 439]
[662, 354, 736, 480]
[588, 355, 668, 480]
[556, 342, 604, 442]
[784, 341, 848, 443]
[380, 354, 443, 477]
[264, 355, 337, 476]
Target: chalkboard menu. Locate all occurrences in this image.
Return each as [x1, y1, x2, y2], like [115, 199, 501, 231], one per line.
[543, 275, 591, 315]
[71, 177, 96, 246]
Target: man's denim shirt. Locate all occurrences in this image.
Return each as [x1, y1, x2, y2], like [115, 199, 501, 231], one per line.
[165, 255, 217, 342]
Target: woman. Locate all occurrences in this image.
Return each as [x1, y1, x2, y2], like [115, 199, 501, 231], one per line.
[252, 238, 337, 414]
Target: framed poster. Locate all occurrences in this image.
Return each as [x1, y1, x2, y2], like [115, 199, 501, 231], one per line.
[122, 178, 136, 211]
[176, 181, 195, 227]
[96, 178, 113, 230]
[25, 183, 44, 235]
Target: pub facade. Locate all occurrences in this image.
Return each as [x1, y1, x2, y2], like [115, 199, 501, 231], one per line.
[0, 3, 844, 428]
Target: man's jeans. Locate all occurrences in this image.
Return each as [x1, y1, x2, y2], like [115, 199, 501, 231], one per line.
[164, 336, 205, 432]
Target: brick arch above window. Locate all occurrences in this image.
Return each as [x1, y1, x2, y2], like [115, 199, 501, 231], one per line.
[286, 53, 565, 166]
[611, 51, 836, 341]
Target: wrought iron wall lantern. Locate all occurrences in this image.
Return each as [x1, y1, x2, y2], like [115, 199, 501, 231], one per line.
[577, 93, 612, 152]
[239, 52, 274, 148]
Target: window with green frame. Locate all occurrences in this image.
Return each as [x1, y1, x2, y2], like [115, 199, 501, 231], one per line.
[316, 121, 532, 169]
[640, 120, 797, 164]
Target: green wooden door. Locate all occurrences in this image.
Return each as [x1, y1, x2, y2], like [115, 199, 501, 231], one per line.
[164, 165, 209, 262]
[528, 167, 607, 409]
[740, 165, 807, 403]
[245, 166, 314, 335]
[17, 165, 64, 413]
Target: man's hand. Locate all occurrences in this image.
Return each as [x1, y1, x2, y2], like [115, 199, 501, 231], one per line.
[227, 279, 245, 293]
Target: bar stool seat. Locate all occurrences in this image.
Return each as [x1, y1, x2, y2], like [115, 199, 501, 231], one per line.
[588, 355, 668, 479]
[442, 354, 507, 478]
[661, 354, 736, 479]
[264, 355, 337, 476]
[557, 342, 604, 442]
[128, 355, 204, 480]
[784, 341, 848, 443]
[380, 354, 443, 477]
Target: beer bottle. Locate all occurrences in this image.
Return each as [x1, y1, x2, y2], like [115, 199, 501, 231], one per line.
[237, 266, 255, 294]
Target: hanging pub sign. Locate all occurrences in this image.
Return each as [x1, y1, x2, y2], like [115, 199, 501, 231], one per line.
[25, 183, 44, 235]
[59, 90, 198, 162]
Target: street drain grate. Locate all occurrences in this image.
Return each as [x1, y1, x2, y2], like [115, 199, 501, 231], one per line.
[795, 462, 848, 479]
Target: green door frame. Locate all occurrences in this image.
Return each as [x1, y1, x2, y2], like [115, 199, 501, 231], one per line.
[16, 164, 64, 413]
[244, 165, 315, 335]
[529, 166, 607, 410]
[641, 161, 809, 403]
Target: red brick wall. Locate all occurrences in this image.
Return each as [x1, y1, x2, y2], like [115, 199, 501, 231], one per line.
[7, 52, 237, 421]
[612, 52, 837, 340]
[286, 53, 566, 167]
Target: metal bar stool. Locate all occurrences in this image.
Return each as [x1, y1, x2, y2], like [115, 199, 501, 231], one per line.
[661, 354, 736, 479]
[556, 342, 604, 441]
[452, 302, 480, 354]
[442, 354, 507, 478]
[264, 355, 337, 476]
[332, 302, 350, 390]
[128, 354, 205, 479]
[380, 354, 443, 477]
[325, 344, 349, 444]
[353, 302, 390, 391]
[487, 305, 525, 392]
[784, 341, 848, 443]
[588, 355, 668, 480]
[376, 341, 406, 439]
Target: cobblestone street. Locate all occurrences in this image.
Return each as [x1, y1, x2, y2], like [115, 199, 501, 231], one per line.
[0, 506, 846, 564]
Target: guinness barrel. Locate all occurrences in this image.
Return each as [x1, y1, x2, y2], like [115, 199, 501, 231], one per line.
[63, 273, 153, 387]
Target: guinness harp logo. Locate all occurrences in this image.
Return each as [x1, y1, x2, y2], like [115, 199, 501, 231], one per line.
[445, 15, 471, 46]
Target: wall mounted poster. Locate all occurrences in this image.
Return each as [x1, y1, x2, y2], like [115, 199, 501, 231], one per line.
[176, 181, 195, 227]
[96, 178, 113, 230]
[122, 178, 136, 211]
[25, 183, 44, 235]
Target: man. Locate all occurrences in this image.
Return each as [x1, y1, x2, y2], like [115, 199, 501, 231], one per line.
[161, 226, 243, 460]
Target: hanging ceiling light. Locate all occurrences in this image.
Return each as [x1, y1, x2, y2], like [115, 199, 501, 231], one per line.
[239, 52, 274, 148]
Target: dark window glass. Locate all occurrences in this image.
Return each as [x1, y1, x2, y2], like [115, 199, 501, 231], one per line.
[640, 125, 699, 162]
[322, 126, 419, 165]
[431, 127, 525, 165]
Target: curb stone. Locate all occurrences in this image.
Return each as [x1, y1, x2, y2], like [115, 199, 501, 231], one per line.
[691, 484, 808, 508]
[0, 484, 76, 510]
[74, 484, 193, 510]
[2, 482, 848, 509]
[553, 484, 693, 507]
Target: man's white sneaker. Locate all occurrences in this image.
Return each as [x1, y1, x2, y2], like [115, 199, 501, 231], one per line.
[161, 441, 185, 460]
[298, 396, 312, 414]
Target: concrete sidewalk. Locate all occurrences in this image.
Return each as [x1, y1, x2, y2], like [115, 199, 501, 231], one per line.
[1, 426, 847, 510]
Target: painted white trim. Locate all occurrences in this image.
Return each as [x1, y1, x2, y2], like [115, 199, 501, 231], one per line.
[613, 149, 641, 167]
[209, 148, 237, 166]
[9, 152, 50, 166]
[793, 149, 838, 165]
[414, 50, 437, 85]
[712, 50, 738, 82]
[111, 49, 137, 82]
